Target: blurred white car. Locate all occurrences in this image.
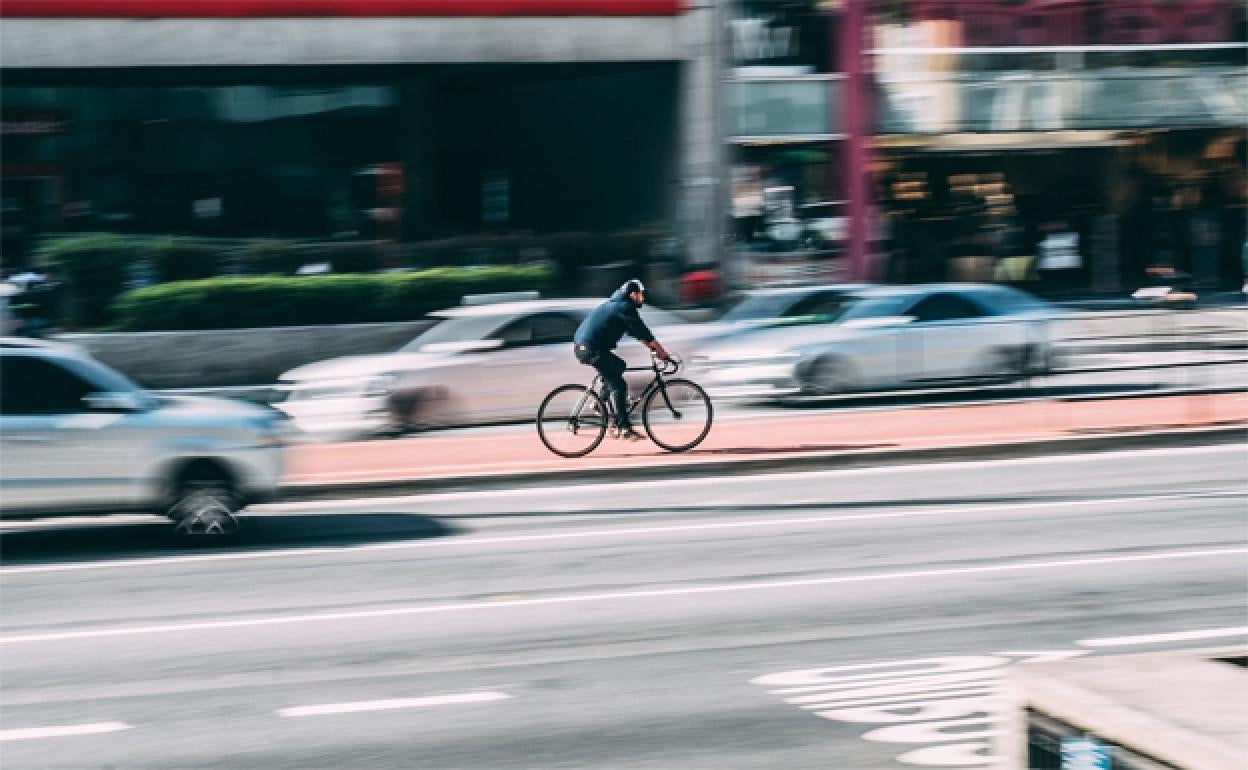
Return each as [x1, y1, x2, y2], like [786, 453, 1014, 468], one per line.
[693, 284, 1057, 398]
[0, 338, 287, 536]
[275, 298, 692, 439]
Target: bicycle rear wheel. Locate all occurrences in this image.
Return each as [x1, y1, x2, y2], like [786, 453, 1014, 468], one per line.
[642, 378, 713, 453]
[537, 384, 609, 458]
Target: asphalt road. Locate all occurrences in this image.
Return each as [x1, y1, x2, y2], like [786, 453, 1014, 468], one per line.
[2, 444, 1246, 769]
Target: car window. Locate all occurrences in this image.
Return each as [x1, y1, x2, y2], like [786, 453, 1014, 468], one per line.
[400, 315, 506, 352]
[907, 294, 985, 323]
[837, 294, 910, 321]
[974, 287, 1050, 316]
[530, 314, 579, 345]
[493, 316, 537, 347]
[720, 292, 809, 322]
[0, 355, 99, 415]
[0, 356, 39, 415]
[786, 292, 848, 321]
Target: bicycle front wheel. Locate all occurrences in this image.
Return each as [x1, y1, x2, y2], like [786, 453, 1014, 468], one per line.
[537, 384, 609, 458]
[642, 378, 713, 453]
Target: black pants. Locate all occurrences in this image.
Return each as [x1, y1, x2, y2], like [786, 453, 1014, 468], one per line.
[574, 345, 630, 429]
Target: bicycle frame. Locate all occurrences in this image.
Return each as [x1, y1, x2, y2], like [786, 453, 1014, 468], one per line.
[575, 359, 682, 426]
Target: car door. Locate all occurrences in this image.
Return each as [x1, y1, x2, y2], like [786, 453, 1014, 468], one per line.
[899, 293, 992, 383]
[0, 354, 133, 512]
[474, 313, 579, 419]
[786, 293, 904, 388]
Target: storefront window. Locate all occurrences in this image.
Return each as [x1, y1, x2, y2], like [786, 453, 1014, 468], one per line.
[731, 0, 837, 76]
[0, 84, 402, 241]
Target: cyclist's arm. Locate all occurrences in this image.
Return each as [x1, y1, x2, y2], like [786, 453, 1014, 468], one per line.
[623, 307, 670, 360]
[644, 339, 672, 361]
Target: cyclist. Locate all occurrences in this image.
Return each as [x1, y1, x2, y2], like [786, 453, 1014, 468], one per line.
[573, 279, 672, 442]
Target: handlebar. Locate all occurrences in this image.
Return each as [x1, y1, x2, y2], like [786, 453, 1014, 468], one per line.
[652, 352, 682, 375]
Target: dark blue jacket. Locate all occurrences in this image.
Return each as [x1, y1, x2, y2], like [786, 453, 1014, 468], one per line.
[574, 289, 655, 351]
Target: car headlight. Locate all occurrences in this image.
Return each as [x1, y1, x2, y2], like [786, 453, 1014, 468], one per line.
[364, 374, 398, 398]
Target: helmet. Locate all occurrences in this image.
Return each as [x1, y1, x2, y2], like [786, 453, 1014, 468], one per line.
[622, 279, 646, 295]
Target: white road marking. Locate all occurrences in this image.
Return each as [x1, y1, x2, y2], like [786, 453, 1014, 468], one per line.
[3, 546, 1244, 645]
[268, 442, 1247, 512]
[0, 722, 131, 742]
[3, 488, 1242, 576]
[278, 691, 510, 717]
[1078, 626, 1248, 648]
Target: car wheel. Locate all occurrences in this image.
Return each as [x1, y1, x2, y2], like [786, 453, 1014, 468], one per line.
[979, 348, 1025, 385]
[389, 386, 451, 435]
[168, 468, 241, 538]
[800, 357, 852, 397]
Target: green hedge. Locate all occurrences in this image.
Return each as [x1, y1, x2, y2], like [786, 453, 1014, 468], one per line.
[39, 234, 134, 329]
[40, 228, 671, 328]
[111, 266, 554, 331]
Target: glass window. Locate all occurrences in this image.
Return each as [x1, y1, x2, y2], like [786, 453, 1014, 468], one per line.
[730, 80, 838, 138]
[494, 317, 536, 347]
[401, 315, 506, 352]
[530, 314, 579, 345]
[0, 355, 98, 415]
[1, 83, 402, 240]
[786, 292, 849, 320]
[908, 294, 985, 323]
[721, 291, 810, 322]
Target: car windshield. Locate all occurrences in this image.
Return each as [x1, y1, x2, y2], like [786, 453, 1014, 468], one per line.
[720, 292, 812, 322]
[398, 315, 505, 352]
[838, 294, 916, 321]
[976, 288, 1051, 315]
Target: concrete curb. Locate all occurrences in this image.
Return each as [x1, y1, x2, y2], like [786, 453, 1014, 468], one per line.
[279, 423, 1246, 502]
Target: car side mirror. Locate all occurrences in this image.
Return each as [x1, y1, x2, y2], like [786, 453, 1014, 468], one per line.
[83, 391, 148, 413]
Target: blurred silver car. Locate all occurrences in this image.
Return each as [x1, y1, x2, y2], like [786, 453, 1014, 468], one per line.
[0, 338, 287, 536]
[693, 284, 1056, 398]
[275, 298, 691, 438]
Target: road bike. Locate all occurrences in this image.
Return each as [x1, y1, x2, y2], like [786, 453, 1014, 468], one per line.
[536, 354, 713, 458]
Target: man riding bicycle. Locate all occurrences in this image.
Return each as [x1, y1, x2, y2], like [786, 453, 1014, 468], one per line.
[573, 279, 672, 442]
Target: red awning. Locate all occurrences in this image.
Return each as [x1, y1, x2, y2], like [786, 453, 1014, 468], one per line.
[1, 0, 684, 17]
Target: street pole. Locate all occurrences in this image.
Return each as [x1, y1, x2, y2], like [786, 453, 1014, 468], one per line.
[840, 0, 872, 281]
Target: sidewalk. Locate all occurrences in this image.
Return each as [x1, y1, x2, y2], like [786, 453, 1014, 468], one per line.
[283, 392, 1247, 495]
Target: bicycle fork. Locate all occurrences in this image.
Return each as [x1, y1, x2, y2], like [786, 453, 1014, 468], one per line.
[655, 380, 682, 420]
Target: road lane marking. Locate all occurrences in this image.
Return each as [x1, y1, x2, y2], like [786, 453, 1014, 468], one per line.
[3, 546, 1244, 645]
[1078, 626, 1248, 648]
[278, 691, 510, 717]
[4, 488, 1243, 576]
[268, 442, 1248, 512]
[0, 722, 131, 742]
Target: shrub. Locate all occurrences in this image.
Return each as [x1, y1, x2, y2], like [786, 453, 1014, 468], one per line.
[111, 265, 554, 331]
[38, 233, 134, 329]
[239, 240, 304, 276]
[146, 237, 218, 283]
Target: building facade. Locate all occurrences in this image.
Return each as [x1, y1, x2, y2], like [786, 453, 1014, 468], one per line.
[726, 0, 1248, 291]
[1, 0, 725, 275]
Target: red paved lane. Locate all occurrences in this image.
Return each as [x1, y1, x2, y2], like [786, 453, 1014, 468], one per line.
[285, 393, 1247, 486]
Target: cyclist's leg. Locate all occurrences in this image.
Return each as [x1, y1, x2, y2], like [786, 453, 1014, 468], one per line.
[593, 352, 630, 430]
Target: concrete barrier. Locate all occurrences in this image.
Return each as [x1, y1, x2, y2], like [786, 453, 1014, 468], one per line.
[56, 320, 433, 389]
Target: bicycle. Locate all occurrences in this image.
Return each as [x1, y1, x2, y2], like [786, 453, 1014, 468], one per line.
[536, 354, 713, 458]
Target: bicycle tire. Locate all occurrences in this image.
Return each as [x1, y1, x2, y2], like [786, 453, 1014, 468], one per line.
[642, 378, 713, 453]
[537, 384, 609, 458]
